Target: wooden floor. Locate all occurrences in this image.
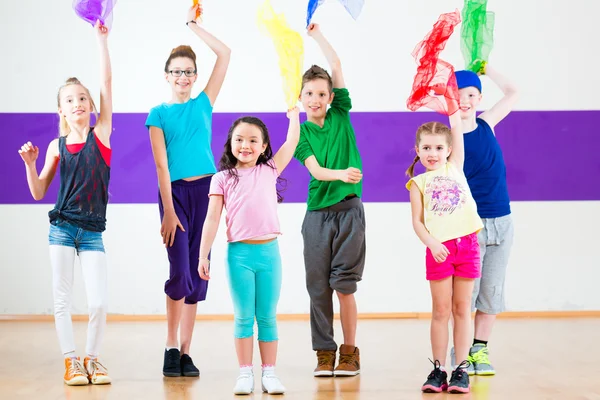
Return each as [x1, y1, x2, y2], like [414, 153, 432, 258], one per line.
[1, 319, 599, 400]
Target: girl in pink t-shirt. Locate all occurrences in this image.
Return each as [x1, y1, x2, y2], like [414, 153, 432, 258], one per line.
[198, 107, 299, 395]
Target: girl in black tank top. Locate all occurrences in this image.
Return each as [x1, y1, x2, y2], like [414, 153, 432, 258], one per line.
[17, 21, 114, 386]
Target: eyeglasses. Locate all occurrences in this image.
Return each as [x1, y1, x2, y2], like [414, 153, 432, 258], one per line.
[168, 70, 197, 77]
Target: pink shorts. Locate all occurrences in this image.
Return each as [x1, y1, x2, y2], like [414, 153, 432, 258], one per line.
[426, 232, 481, 281]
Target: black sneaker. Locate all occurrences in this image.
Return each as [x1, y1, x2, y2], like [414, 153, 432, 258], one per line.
[421, 359, 448, 393]
[448, 360, 470, 394]
[163, 349, 181, 377]
[180, 354, 200, 377]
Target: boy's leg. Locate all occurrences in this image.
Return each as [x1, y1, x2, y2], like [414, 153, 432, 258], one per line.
[472, 215, 514, 375]
[330, 199, 366, 376]
[302, 209, 338, 376]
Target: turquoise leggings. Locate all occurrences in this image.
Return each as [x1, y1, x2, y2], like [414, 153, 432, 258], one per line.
[226, 240, 282, 341]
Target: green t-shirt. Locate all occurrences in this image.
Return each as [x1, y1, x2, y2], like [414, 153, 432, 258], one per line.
[293, 88, 363, 210]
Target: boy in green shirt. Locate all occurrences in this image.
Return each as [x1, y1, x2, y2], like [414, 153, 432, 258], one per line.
[293, 23, 365, 377]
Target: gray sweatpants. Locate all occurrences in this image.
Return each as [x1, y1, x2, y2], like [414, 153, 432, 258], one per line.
[301, 197, 366, 351]
[472, 214, 514, 314]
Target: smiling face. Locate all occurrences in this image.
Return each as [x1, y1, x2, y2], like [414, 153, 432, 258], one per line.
[300, 78, 334, 123]
[165, 56, 197, 96]
[416, 133, 452, 172]
[458, 86, 482, 120]
[230, 122, 268, 168]
[58, 84, 93, 126]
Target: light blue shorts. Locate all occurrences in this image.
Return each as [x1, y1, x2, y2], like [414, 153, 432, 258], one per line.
[49, 220, 105, 253]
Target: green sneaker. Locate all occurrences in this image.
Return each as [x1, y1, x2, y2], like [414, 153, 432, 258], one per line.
[469, 344, 495, 375]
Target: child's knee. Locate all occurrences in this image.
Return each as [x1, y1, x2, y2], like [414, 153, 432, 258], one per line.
[452, 299, 472, 319]
[234, 316, 255, 339]
[256, 315, 278, 342]
[432, 302, 452, 321]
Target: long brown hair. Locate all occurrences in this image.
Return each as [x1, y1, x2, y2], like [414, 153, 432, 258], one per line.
[405, 122, 452, 177]
[56, 77, 98, 137]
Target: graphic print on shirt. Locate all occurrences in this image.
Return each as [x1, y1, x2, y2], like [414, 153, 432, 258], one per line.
[425, 176, 466, 216]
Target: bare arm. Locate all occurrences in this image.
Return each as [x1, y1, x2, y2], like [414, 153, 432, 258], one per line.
[149, 127, 173, 212]
[410, 184, 436, 248]
[199, 195, 224, 259]
[410, 183, 449, 262]
[149, 126, 185, 246]
[19, 139, 59, 201]
[304, 156, 362, 183]
[198, 194, 224, 280]
[187, 6, 231, 106]
[273, 107, 300, 174]
[447, 110, 464, 170]
[93, 21, 113, 143]
[307, 23, 345, 88]
[479, 64, 519, 129]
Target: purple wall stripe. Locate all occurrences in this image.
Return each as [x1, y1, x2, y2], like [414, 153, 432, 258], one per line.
[1, 110, 598, 204]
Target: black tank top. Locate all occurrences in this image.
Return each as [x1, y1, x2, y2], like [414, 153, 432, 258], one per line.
[49, 130, 111, 232]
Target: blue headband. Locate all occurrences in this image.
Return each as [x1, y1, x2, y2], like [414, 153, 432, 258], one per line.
[455, 70, 482, 92]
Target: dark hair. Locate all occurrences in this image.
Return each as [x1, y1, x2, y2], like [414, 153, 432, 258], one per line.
[301, 65, 333, 93]
[219, 116, 287, 203]
[164, 45, 197, 73]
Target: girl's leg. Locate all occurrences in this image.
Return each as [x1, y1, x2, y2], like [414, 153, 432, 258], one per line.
[166, 297, 184, 348]
[49, 245, 77, 356]
[227, 243, 257, 366]
[452, 277, 475, 364]
[180, 303, 197, 355]
[429, 277, 453, 365]
[255, 242, 285, 394]
[79, 251, 108, 359]
[255, 242, 282, 366]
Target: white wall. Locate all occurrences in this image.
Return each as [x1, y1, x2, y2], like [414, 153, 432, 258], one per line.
[1, 0, 598, 315]
[1, 0, 599, 113]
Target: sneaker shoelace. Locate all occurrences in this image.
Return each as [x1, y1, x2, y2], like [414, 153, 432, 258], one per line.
[70, 359, 87, 377]
[338, 352, 356, 366]
[471, 347, 490, 365]
[451, 360, 470, 381]
[89, 359, 108, 375]
[426, 359, 443, 380]
[317, 352, 335, 367]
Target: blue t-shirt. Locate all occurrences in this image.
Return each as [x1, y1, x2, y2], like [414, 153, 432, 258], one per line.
[463, 118, 511, 218]
[145, 91, 216, 182]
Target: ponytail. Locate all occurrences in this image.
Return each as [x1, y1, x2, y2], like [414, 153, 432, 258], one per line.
[406, 155, 420, 178]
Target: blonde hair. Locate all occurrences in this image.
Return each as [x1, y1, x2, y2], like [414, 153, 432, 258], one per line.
[405, 122, 452, 178]
[56, 77, 98, 137]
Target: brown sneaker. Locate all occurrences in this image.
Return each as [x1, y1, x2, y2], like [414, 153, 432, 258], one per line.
[314, 350, 336, 377]
[334, 344, 360, 376]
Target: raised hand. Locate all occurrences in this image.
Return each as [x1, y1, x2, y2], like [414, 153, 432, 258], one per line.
[18, 141, 39, 166]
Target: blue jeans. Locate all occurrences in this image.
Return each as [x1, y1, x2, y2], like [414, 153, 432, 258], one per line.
[226, 240, 282, 342]
[49, 220, 105, 253]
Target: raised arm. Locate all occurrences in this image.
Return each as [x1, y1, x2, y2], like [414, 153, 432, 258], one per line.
[187, 5, 231, 106]
[479, 64, 519, 129]
[198, 195, 224, 280]
[93, 20, 113, 142]
[149, 126, 184, 247]
[409, 183, 449, 263]
[307, 23, 344, 88]
[447, 110, 464, 170]
[273, 107, 300, 174]
[18, 139, 59, 201]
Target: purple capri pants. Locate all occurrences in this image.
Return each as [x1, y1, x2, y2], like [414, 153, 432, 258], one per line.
[159, 176, 212, 304]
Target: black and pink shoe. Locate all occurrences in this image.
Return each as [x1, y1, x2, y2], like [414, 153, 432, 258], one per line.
[448, 360, 471, 394]
[421, 359, 448, 393]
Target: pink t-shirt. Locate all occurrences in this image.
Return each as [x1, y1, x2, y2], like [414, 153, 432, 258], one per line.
[209, 160, 282, 242]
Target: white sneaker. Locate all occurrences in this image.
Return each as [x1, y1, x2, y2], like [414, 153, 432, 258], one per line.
[233, 367, 254, 395]
[262, 367, 286, 395]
